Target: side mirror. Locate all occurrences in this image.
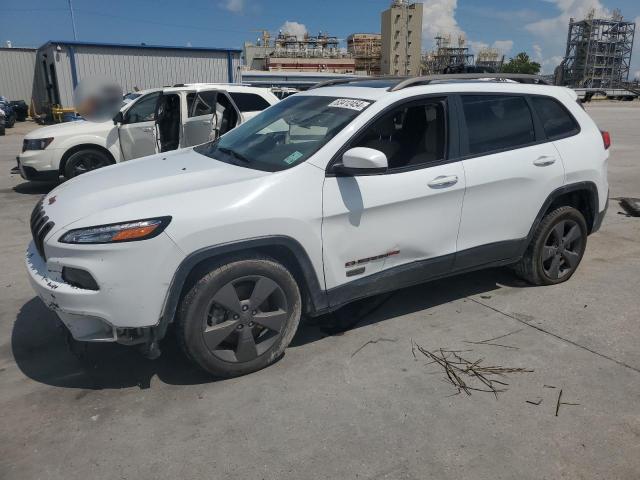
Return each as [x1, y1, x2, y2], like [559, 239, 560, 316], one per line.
[332, 147, 388, 176]
[113, 111, 124, 125]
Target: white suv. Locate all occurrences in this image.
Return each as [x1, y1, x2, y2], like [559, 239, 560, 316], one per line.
[16, 84, 279, 181]
[26, 74, 609, 377]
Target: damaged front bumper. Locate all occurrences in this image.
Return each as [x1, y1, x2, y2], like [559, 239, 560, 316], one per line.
[26, 242, 118, 342]
[25, 234, 184, 349]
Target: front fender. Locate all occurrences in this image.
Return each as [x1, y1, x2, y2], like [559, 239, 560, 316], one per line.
[158, 235, 329, 339]
[55, 128, 122, 163]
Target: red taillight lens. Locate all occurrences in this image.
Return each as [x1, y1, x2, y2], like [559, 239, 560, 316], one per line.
[601, 130, 611, 150]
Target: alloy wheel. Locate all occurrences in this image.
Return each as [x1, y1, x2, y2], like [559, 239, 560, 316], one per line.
[202, 275, 289, 363]
[70, 153, 109, 176]
[541, 219, 584, 280]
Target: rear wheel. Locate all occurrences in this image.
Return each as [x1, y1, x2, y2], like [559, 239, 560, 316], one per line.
[177, 255, 302, 377]
[516, 206, 587, 285]
[63, 148, 114, 179]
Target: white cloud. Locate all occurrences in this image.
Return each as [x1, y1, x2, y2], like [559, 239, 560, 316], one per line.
[279, 21, 307, 40]
[220, 0, 245, 13]
[421, 0, 465, 48]
[421, 1, 513, 61]
[468, 40, 513, 56]
[525, 0, 609, 38]
[492, 40, 514, 55]
[532, 44, 543, 62]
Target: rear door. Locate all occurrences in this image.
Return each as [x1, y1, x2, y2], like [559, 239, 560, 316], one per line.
[118, 91, 161, 160]
[183, 89, 219, 147]
[454, 93, 565, 268]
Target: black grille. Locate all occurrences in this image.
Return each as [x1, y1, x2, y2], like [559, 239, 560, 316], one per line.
[30, 199, 55, 260]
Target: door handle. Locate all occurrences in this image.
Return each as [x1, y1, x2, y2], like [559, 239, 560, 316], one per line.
[428, 175, 459, 189]
[142, 127, 154, 133]
[534, 155, 556, 167]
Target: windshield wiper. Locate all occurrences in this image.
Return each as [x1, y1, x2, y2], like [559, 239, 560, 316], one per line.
[218, 146, 251, 163]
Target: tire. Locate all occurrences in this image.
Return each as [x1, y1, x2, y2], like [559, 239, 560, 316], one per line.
[63, 148, 114, 179]
[6, 114, 16, 128]
[0, 126, 5, 136]
[516, 206, 587, 286]
[177, 255, 302, 378]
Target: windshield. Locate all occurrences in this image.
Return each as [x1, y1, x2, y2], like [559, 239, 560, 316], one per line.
[194, 95, 373, 172]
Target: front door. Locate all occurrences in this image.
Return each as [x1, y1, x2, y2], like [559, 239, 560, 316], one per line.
[455, 94, 566, 267]
[118, 91, 161, 160]
[322, 97, 466, 301]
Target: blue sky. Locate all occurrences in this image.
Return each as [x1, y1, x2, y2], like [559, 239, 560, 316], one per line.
[3, 0, 640, 75]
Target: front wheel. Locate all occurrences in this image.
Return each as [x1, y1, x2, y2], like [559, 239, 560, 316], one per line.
[63, 148, 114, 179]
[516, 206, 588, 286]
[177, 255, 302, 378]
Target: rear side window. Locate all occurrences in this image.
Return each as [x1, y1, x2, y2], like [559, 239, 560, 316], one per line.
[530, 96, 579, 139]
[461, 95, 535, 155]
[229, 92, 271, 112]
[186, 91, 217, 117]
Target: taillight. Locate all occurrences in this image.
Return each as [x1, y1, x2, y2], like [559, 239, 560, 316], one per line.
[601, 130, 611, 150]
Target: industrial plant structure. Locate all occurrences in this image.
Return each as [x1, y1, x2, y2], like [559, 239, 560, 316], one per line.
[475, 48, 505, 71]
[243, 30, 355, 74]
[559, 9, 636, 88]
[381, 0, 423, 76]
[422, 34, 474, 74]
[347, 33, 382, 76]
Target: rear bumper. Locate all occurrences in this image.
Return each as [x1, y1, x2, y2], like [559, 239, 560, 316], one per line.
[592, 193, 609, 234]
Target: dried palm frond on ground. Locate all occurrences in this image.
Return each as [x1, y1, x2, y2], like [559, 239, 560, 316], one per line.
[411, 340, 534, 398]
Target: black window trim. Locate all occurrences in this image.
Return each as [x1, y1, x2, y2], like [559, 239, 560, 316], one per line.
[455, 92, 582, 161]
[325, 93, 459, 177]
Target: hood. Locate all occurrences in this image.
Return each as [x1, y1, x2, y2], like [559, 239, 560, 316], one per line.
[42, 148, 270, 230]
[25, 120, 114, 140]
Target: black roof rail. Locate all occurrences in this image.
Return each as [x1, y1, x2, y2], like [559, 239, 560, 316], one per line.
[309, 76, 409, 90]
[308, 77, 360, 89]
[389, 73, 552, 91]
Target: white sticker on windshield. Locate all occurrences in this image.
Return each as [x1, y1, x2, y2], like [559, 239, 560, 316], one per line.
[283, 151, 304, 165]
[328, 98, 371, 111]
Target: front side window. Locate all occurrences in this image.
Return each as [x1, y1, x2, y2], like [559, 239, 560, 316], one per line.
[194, 95, 372, 172]
[351, 99, 446, 171]
[530, 96, 579, 140]
[461, 95, 535, 155]
[123, 92, 160, 124]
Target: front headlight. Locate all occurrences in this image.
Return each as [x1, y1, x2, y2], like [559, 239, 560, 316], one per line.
[23, 137, 54, 152]
[59, 217, 171, 244]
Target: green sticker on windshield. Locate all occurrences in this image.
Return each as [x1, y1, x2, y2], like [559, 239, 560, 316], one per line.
[283, 151, 304, 165]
